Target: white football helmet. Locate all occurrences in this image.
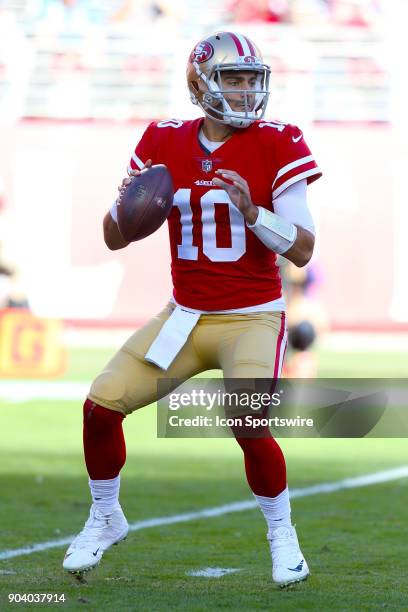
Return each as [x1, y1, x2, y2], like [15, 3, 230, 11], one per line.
[187, 31, 271, 128]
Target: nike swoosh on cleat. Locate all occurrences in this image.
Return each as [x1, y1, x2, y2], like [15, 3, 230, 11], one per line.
[92, 548, 100, 557]
[287, 560, 304, 572]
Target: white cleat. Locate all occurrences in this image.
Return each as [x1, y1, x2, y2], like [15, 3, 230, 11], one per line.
[63, 504, 129, 573]
[268, 525, 310, 588]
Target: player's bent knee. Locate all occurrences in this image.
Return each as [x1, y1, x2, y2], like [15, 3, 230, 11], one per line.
[89, 370, 127, 404]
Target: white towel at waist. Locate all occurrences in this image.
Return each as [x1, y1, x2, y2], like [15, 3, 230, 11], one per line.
[144, 306, 200, 370]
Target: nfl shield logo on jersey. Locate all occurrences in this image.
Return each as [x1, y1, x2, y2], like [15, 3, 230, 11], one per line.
[201, 159, 212, 173]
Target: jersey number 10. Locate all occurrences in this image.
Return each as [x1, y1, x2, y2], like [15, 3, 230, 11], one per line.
[173, 188, 247, 262]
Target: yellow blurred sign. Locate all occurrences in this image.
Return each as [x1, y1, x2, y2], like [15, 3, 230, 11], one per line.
[0, 309, 66, 378]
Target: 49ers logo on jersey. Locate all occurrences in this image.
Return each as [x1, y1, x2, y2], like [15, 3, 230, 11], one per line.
[190, 41, 214, 64]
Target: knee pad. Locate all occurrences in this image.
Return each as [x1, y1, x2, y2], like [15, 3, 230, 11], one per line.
[89, 370, 127, 403]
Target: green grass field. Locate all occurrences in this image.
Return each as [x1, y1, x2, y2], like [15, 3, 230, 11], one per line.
[1, 344, 408, 610]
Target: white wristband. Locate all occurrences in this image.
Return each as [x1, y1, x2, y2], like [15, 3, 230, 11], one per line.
[109, 200, 118, 223]
[247, 207, 297, 254]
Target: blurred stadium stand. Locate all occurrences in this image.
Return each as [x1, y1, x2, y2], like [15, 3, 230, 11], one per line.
[0, 1, 389, 122]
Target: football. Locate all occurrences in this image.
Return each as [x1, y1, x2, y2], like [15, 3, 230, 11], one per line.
[117, 164, 174, 242]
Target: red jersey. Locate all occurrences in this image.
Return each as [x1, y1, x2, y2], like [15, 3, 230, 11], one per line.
[128, 118, 321, 311]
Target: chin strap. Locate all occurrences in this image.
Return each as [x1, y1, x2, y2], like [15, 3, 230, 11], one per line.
[247, 207, 297, 255]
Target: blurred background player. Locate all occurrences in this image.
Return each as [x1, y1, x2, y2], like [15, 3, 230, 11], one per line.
[62, 31, 321, 588]
[0, 178, 29, 310]
[280, 260, 329, 377]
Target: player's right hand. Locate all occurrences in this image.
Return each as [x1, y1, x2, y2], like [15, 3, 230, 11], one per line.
[117, 159, 152, 202]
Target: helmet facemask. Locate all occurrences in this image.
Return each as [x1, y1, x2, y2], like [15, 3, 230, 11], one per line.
[191, 62, 271, 128]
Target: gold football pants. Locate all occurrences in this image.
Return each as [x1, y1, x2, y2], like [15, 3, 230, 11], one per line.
[88, 304, 287, 416]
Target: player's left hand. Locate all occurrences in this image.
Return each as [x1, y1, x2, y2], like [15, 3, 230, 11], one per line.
[213, 169, 259, 225]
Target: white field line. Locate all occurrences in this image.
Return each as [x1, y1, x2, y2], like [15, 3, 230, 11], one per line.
[0, 381, 89, 402]
[3, 378, 408, 404]
[62, 329, 408, 351]
[1, 465, 408, 562]
[187, 568, 241, 578]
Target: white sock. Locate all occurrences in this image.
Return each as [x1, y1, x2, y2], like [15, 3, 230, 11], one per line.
[89, 476, 120, 515]
[255, 486, 292, 535]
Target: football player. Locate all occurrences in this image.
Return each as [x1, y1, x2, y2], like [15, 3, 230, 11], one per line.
[63, 31, 321, 587]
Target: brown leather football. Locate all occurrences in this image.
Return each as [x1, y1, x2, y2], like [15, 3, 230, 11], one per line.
[117, 164, 174, 242]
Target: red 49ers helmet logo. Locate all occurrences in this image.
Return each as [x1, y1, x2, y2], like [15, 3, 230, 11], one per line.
[190, 41, 214, 64]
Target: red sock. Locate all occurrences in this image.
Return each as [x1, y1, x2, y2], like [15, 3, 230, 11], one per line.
[83, 399, 126, 480]
[235, 435, 287, 498]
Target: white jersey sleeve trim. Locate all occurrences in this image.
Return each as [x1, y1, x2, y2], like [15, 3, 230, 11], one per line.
[272, 168, 321, 199]
[129, 152, 145, 173]
[272, 155, 314, 189]
[273, 178, 315, 235]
